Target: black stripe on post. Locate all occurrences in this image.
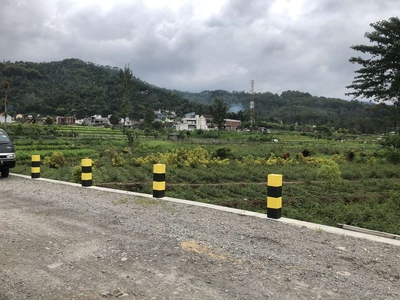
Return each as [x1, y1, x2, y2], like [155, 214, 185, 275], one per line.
[267, 186, 282, 198]
[82, 166, 92, 173]
[153, 173, 166, 181]
[31, 161, 41, 167]
[267, 208, 281, 219]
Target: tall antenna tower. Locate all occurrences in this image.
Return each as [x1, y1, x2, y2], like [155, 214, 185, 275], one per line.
[250, 80, 255, 125]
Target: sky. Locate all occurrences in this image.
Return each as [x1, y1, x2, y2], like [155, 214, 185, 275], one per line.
[0, 0, 398, 100]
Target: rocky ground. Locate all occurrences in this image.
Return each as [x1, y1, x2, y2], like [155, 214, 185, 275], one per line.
[0, 175, 400, 300]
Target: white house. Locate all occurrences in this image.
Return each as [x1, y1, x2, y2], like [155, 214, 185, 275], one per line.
[176, 114, 208, 131]
[0, 114, 13, 123]
[83, 115, 110, 126]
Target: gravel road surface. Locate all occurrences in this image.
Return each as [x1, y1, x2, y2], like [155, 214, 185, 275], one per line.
[1, 175, 400, 300]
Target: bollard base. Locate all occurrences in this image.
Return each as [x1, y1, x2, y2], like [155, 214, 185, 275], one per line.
[82, 180, 92, 187]
[153, 190, 165, 198]
[267, 208, 281, 219]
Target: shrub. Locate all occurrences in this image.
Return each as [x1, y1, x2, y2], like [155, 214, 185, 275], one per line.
[367, 156, 377, 166]
[385, 149, 400, 164]
[302, 149, 311, 157]
[43, 151, 67, 168]
[346, 150, 355, 161]
[71, 165, 82, 183]
[317, 162, 341, 188]
[111, 151, 126, 167]
[215, 147, 231, 159]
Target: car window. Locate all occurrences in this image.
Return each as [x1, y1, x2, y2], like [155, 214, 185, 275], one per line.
[0, 134, 10, 142]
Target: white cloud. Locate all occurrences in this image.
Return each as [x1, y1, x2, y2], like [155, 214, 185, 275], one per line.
[0, 0, 398, 99]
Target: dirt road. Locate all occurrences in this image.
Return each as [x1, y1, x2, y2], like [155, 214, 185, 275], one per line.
[1, 175, 399, 299]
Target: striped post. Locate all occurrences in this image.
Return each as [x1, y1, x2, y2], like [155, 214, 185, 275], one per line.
[267, 174, 282, 219]
[81, 158, 92, 187]
[31, 155, 41, 179]
[153, 164, 166, 198]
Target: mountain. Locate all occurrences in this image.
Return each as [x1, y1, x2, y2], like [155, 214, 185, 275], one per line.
[0, 58, 206, 119]
[0, 58, 393, 133]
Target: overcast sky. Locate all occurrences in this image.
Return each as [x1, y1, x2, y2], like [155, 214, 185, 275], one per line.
[1, 0, 398, 100]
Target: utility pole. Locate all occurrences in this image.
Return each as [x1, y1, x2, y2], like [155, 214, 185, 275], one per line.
[2, 81, 9, 126]
[250, 80, 255, 127]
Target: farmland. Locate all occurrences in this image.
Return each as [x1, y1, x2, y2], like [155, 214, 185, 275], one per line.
[5, 124, 400, 235]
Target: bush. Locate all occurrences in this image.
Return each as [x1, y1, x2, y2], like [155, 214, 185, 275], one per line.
[71, 165, 82, 183]
[111, 151, 126, 167]
[215, 147, 231, 159]
[43, 151, 67, 168]
[346, 150, 355, 161]
[385, 149, 400, 164]
[302, 149, 310, 157]
[317, 162, 341, 188]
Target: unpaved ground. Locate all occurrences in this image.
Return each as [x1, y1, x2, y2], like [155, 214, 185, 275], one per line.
[0, 175, 400, 300]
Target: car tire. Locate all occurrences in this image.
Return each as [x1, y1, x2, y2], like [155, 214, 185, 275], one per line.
[1, 169, 9, 178]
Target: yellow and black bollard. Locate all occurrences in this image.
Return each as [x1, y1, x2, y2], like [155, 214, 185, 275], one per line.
[153, 164, 166, 198]
[81, 158, 92, 187]
[31, 155, 41, 179]
[267, 174, 282, 219]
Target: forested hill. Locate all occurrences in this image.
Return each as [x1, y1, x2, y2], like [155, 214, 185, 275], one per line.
[0, 58, 392, 133]
[172, 89, 391, 133]
[0, 58, 205, 119]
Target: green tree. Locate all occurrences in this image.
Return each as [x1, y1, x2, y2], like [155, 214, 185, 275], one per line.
[210, 98, 228, 131]
[109, 114, 120, 126]
[346, 17, 400, 132]
[143, 108, 155, 128]
[44, 116, 53, 125]
[118, 65, 134, 133]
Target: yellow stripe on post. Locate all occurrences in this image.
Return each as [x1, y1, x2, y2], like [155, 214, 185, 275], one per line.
[31, 155, 41, 178]
[153, 163, 166, 198]
[81, 172, 92, 181]
[267, 174, 283, 219]
[267, 197, 282, 209]
[153, 181, 166, 191]
[153, 163, 166, 174]
[81, 158, 93, 187]
[268, 174, 282, 187]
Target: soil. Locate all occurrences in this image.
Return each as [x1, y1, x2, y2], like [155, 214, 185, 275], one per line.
[1, 175, 400, 300]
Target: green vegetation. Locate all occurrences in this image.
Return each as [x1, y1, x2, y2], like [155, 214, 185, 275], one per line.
[4, 123, 400, 236]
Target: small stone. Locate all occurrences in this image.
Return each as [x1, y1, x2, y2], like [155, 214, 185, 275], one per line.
[121, 257, 128, 262]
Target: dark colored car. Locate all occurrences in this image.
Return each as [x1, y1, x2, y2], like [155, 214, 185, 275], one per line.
[0, 128, 16, 177]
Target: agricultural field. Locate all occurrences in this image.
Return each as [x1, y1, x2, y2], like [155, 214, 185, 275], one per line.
[4, 124, 400, 235]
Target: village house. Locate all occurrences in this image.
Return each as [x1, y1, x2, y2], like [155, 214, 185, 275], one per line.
[0, 114, 13, 123]
[82, 115, 110, 126]
[175, 113, 208, 131]
[54, 116, 76, 125]
[224, 119, 242, 131]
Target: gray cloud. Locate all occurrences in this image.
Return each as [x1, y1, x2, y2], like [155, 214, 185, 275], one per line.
[0, 0, 398, 99]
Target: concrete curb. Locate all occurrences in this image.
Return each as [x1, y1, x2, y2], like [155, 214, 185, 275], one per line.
[11, 173, 400, 247]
